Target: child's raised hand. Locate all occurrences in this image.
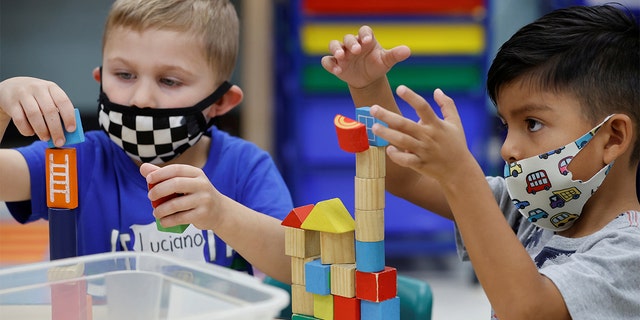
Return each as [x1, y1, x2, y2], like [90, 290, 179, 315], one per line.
[0, 77, 76, 147]
[321, 25, 411, 89]
[369, 85, 473, 181]
[140, 163, 227, 231]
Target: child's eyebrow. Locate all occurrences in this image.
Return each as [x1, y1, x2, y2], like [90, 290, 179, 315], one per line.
[498, 104, 553, 120]
[156, 64, 196, 77]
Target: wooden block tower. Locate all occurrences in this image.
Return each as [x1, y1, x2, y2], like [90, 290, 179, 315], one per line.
[283, 108, 399, 320]
[45, 108, 91, 320]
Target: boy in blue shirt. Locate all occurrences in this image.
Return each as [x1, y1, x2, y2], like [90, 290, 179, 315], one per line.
[0, 0, 293, 283]
[322, 4, 639, 319]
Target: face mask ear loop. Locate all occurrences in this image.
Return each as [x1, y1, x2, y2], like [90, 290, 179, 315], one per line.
[200, 81, 233, 128]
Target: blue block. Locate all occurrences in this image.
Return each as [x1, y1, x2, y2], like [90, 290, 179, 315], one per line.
[356, 240, 385, 272]
[305, 259, 331, 295]
[361, 297, 400, 320]
[48, 207, 78, 260]
[48, 108, 85, 147]
[356, 107, 388, 147]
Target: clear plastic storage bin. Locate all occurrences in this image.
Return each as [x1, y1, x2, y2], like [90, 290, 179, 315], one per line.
[0, 252, 289, 320]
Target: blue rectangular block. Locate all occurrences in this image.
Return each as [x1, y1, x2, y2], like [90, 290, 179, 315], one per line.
[361, 297, 400, 320]
[305, 259, 331, 295]
[48, 108, 85, 148]
[356, 240, 385, 272]
[48, 207, 78, 260]
[356, 107, 388, 147]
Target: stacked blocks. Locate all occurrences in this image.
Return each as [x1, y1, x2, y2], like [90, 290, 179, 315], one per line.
[45, 109, 91, 320]
[283, 107, 398, 319]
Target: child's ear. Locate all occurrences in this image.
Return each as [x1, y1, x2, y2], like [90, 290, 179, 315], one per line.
[603, 114, 633, 164]
[92, 67, 101, 83]
[207, 85, 243, 117]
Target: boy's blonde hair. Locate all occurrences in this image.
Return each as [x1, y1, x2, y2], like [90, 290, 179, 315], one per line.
[103, 0, 239, 82]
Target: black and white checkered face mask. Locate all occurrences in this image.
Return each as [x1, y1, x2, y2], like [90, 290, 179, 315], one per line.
[98, 81, 232, 164]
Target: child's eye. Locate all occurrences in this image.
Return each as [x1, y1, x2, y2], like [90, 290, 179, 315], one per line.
[526, 119, 543, 132]
[160, 78, 181, 87]
[116, 72, 134, 80]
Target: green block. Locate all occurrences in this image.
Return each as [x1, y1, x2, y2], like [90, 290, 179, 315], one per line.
[155, 219, 189, 233]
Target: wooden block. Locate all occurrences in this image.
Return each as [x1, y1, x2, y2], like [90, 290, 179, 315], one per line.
[305, 259, 331, 295]
[334, 114, 370, 153]
[147, 182, 189, 233]
[313, 293, 334, 320]
[354, 177, 385, 210]
[48, 208, 78, 260]
[292, 284, 315, 315]
[46, 148, 78, 209]
[47, 263, 84, 281]
[355, 209, 385, 242]
[301, 198, 355, 233]
[356, 146, 386, 178]
[355, 240, 385, 273]
[361, 297, 400, 320]
[48, 263, 90, 320]
[282, 204, 315, 228]
[51, 280, 90, 320]
[292, 255, 320, 285]
[47, 108, 85, 147]
[330, 263, 356, 297]
[334, 295, 360, 320]
[285, 226, 321, 258]
[355, 267, 397, 302]
[356, 107, 389, 147]
[320, 231, 355, 264]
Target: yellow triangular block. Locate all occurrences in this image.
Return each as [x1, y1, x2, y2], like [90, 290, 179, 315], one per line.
[301, 198, 355, 233]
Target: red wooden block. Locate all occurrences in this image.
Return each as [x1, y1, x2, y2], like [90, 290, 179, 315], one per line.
[148, 183, 180, 208]
[148, 183, 188, 233]
[282, 204, 315, 228]
[51, 280, 90, 320]
[334, 114, 369, 153]
[334, 295, 360, 320]
[355, 266, 397, 302]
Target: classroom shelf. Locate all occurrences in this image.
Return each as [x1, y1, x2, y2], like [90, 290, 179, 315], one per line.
[274, 0, 492, 257]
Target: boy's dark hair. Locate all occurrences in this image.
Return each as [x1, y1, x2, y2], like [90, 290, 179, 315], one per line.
[487, 5, 640, 163]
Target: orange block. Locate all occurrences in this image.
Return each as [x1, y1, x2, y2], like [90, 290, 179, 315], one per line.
[335, 114, 369, 153]
[46, 148, 78, 209]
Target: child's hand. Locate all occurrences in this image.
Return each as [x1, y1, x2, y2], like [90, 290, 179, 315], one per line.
[369, 85, 473, 182]
[0, 77, 76, 147]
[321, 25, 411, 89]
[140, 163, 227, 231]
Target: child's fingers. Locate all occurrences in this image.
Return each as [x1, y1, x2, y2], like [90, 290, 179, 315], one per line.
[320, 55, 341, 75]
[139, 162, 160, 179]
[386, 145, 422, 169]
[49, 85, 76, 132]
[433, 88, 461, 125]
[20, 95, 50, 140]
[369, 107, 423, 153]
[395, 85, 439, 125]
[342, 33, 361, 54]
[385, 45, 412, 66]
[357, 25, 374, 46]
[327, 39, 345, 58]
[34, 93, 65, 146]
[144, 164, 203, 185]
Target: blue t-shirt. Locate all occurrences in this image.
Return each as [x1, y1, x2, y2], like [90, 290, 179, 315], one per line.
[7, 127, 293, 271]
